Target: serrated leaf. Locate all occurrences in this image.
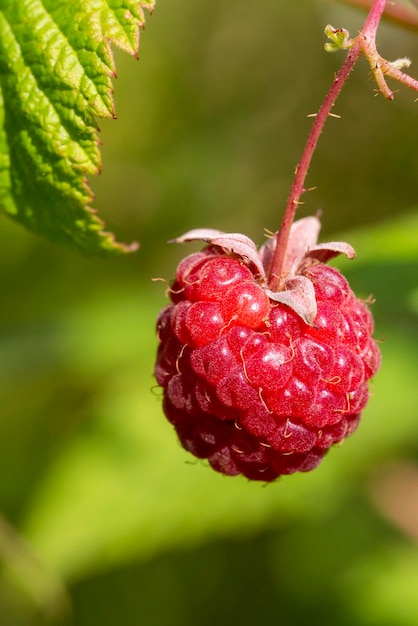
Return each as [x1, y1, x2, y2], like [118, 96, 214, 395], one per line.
[0, 0, 155, 255]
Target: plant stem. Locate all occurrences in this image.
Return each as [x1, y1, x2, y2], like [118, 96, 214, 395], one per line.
[267, 0, 388, 291]
[267, 44, 361, 291]
[361, 0, 387, 34]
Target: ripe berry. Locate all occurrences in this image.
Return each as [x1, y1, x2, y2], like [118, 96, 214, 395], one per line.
[154, 218, 381, 481]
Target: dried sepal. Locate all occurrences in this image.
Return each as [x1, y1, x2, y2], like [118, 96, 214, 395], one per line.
[259, 235, 274, 271]
[169, 230, 266, 277]
[281, 216, 322, 276]
[260, 216, 321, 277]
[302, 241, 356, 264]
[168, 228, 224, 244]
[289, 240, 356, 277]
[209, 234, 266, 277]
[266, 276, 317, 325]
[169, 216, 356, 325]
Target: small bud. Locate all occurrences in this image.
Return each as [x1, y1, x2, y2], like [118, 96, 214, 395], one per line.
[324, 24, 353, 53]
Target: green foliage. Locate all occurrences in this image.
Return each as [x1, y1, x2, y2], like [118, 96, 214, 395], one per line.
[0, 0, 154, 255]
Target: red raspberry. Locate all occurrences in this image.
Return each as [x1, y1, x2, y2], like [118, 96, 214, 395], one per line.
[154, 218, 381, 481]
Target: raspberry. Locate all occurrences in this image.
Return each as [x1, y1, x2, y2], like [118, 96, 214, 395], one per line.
[154, 218, 381, 481]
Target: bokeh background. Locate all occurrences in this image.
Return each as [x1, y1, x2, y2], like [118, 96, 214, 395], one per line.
[1, 0, 418, 624]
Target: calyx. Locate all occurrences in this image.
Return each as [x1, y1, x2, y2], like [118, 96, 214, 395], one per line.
[170, 216, 355, 325]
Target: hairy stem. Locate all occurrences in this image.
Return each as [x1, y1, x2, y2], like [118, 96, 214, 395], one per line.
[267, 0, 388, 291]
[361, 36, 418, 96]
[267, 44, 361, 291]
[361, 0, 387, 34]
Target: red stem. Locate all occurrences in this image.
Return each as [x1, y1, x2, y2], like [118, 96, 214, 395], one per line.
[362, 0, 387, 34]
[267, 44, 361, 290]
[267, 0, 387, 291]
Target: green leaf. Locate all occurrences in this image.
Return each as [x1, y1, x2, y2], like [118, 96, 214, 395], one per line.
[0, 0, 155, 255]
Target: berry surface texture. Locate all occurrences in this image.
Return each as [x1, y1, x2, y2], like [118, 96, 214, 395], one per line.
[154, 217, 381, 482]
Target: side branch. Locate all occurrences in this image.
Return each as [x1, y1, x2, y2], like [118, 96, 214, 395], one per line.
[268, 0, 418, 291]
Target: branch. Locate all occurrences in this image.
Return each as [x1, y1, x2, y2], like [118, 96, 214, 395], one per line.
[267, 0, 418, 290]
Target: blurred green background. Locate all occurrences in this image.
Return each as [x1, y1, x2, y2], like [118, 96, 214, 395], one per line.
[1, 0, 418, 624]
